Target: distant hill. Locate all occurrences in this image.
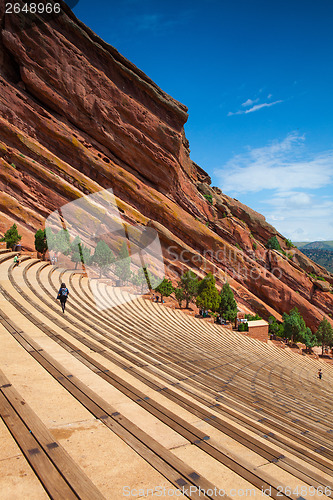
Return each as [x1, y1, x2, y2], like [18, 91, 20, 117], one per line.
[294, 240, 333, 250]
[293, 241, 333, 273]
[299, 248, 333, 273]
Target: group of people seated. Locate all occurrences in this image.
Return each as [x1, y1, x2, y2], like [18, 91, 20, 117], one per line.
[215, 315, 227, 325]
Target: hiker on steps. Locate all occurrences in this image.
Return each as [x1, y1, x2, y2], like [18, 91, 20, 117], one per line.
[318, 368, 322, 380]
[13, 255, 20, 267]
[57, 282, 69, 313]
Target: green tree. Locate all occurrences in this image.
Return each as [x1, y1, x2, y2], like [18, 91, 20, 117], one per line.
[34, 229, 48, 259]
[178, 270, 199, 308]
[282, 307, 308, 344]
[53, 229, 71, 255]
[1, 223, 21, 249]
[45, 227, 55, 251]
[268, 316, 283, 336]
[197, 272, 215, 296]
[174, 287, 185, 308]
[71, 237, 92, 269]
[315, 318, 333, 355]
[93, 240, 114, 278]
[196, 276, 220, 313]
[266, 236, 282, 251]
[131, 267, 148, 293]
[302, 328, 318, 353]
[219, 282, 238, 322]
[154, 278, 174, 301]
[114, 241, 131, 285]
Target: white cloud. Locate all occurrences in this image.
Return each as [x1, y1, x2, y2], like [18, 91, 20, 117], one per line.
[215, 133, 333, 193]
[245, 100, 283, 113]
[228, 99, 283, 116]
[241, 98, 259, 107]
[214, 133, 333, 241]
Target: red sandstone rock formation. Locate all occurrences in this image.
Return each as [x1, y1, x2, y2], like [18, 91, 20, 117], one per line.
[0, 1, 332, 331]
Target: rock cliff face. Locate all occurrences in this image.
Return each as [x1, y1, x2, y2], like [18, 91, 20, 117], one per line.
[1, 1, 332, 331]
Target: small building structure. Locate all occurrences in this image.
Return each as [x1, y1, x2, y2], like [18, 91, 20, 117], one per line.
[247, 319, 269, 343]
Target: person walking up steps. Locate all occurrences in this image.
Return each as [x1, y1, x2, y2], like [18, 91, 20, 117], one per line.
[57, 283, 69, 313]
[318, 368, 322, 380]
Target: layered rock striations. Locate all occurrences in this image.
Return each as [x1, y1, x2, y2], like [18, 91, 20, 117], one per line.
[0, 1, 332, 331]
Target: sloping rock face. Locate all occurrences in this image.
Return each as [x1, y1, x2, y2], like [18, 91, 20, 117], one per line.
[0, 1, 332, 331]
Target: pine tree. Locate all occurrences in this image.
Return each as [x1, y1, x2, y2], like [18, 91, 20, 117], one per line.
[71, 237, 92, 269]
[219, 282, 238, 322]
[197, 272, 215, 296]
[178, 270, 199, 308]
[53, 229, 71, 255]
[302, 328, 317, 353]
[93, 240, 114, 278]
[1, 223, 21, 249]
[174, 287, 185, 308]
[196, 279, 220, 313]
[154, 278, 174, 301]
[268, 316, 283, 336]
[114, 241, 131, 285]
[131, 267, 150, 293]
[34, 229, 48, 259]
[282, 307, 308, 344]
[316, 318, 333, 355]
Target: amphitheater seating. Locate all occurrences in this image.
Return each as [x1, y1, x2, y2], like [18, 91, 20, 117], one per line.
[0, 250, 332, 499]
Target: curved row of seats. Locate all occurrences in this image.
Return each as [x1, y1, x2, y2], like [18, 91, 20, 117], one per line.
[0, 250, 332, 499]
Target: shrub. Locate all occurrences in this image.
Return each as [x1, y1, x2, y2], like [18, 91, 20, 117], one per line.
[245, 313, 262, 321]
[266, 236, 281, 251]
[203, 194, 213, 205]
[309, 273, 326, 281]
[285, 239, 294, 249]
[235, 243, 241, 250]
[252, 242, 257, 250]
[238, 322, 249, 332]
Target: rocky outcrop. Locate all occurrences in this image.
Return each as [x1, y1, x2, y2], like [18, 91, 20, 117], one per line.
[313, 280, 331, 292]
[0, 1, 332, 332]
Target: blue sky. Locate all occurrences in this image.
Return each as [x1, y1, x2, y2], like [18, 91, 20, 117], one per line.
[72, 0, 333, 242]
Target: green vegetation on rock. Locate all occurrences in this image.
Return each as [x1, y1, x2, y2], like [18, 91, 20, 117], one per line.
[266, 236, 282, 251]
[1, 223, 22, 249]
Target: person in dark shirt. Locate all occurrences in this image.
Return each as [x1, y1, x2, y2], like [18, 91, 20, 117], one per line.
[57, 283, 69, 313]
[318, 368, 322, 380]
